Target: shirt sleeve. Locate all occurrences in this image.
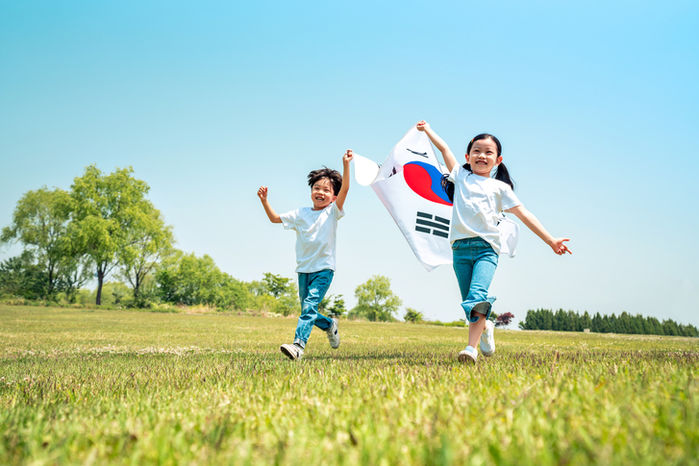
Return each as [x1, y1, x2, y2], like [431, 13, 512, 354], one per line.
[447, 164, 461, 182]
[279, 209, 299, 231]
[332, 202, 345, 220]
[500, 184, 521, 211]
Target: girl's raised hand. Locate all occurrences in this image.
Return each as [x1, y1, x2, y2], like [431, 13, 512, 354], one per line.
[416, 120, 429, 131]
[257, 186, 268, 202]
[550, 238, 572, 255]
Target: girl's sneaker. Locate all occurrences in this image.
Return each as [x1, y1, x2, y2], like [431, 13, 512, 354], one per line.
[480, 319, 495, 356]
[326, 318, 340, 349]
[280, 343, 304, 360]
[458, 345, 478, 364]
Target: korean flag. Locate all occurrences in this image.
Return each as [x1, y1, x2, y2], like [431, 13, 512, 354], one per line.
[354, 128, 453, 271]
[354, 128, 519, 271]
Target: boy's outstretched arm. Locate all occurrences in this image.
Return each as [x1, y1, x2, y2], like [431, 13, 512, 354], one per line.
[257, 186, 282, 223]
[416, 121, 458, 173]
[506, 205, 571, 255]
[335, 149, 353, 211]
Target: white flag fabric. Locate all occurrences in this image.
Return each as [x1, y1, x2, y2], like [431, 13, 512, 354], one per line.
[354, 128, 519, 270]
[361, 129, 453, 270]
[497, 215, 519, 258]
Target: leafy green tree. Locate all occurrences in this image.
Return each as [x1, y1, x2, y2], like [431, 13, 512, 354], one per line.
[328, 294, 347, 318]
[68, 165, 153, 305]
[320, 294, 346, 317]
[261, 273, 294, 298]
[349, 275, 402, 322]
[1, 187, 73, 297]
[83, 281, 133, 307]
[217, 275, 253, 311]
[56, 254, 92, 303]
[0, 252, 48, 299]
[119, 203, 173, 305]
[248, 273, 299, 315]
[155, 251, 252, 310]
[156, 251, 218, 306]
[404, 308, 423, 323]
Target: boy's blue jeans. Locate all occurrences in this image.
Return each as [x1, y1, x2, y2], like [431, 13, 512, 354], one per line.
[452, 237, 498, 323]
[293, 269, 334, 348]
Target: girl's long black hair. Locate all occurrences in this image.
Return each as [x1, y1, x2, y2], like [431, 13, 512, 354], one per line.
[441, 133, 514, 203]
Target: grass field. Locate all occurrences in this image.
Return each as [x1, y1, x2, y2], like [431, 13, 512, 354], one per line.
[1, 305, 697, 465]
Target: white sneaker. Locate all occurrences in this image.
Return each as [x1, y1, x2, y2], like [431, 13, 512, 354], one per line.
[280, 343, 304, 360]
[480, 319, 495, 357]
[326, 318, 340, 349]
[458, 345, 478, 363]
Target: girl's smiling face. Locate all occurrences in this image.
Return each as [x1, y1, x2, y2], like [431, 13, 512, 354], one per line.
[466, 137, 502, 177]
[310, 177, 337, 210]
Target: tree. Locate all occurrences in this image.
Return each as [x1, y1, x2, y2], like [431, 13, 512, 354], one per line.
[349, 275, 402, 322]
[1, 187, 73, 298]
[56, 254, 92, 303]
[320, 294, 347, 318]
[249, 273, 299, 315]
[495, 312, 514, 327]
[119, 203, 173, 305]
[404, 308, 424, 323]
[0, 252, 48, 299]
[155, 251, 254, 310]
[69, 165, 152, 305]
[156, 251, 221, 306]
[261, 273, 294, 298]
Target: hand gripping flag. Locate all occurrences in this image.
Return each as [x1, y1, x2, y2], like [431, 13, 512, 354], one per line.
[354, 128, 453, 271]
[354, 127, 519, 271]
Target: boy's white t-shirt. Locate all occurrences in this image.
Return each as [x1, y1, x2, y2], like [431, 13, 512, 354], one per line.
[448, 165, 521, 255]
[279, 203, 344, 273]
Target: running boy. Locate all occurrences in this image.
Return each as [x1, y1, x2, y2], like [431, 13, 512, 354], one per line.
[257, 150, 353, 360]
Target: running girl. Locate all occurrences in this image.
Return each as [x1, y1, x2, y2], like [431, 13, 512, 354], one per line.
[416, 121, 571, 363]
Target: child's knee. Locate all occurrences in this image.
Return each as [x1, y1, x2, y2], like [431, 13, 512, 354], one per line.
[465, 301, 492, 323]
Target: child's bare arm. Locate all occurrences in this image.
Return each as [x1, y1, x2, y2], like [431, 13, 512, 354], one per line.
[506, 205, 571, 255]
[257, 186, 282, 223]
[416, 121, 458, 172]
[335, 149, 353, 211]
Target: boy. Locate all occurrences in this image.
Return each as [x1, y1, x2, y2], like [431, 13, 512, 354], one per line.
[257, 150, 353, 360]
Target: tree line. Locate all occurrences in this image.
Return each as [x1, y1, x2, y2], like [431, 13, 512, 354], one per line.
[519, 308, 698, 337]
[0, 165, 413, 319]
[4, 166, 692, 331]
[1, 166, 172, 306]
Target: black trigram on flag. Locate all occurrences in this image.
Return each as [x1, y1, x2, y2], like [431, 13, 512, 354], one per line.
[415, 211, 449, 238]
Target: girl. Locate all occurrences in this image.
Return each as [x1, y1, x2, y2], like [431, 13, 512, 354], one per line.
[416, 121, 571, 363]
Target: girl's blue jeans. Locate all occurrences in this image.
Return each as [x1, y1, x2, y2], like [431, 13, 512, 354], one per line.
[452, 237, 498, 323]
[293, 269, 334, 348]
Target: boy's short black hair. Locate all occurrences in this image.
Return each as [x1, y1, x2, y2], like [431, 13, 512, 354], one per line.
[307, 167, 342, 195]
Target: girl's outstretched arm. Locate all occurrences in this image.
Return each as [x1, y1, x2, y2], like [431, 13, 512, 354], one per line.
[416, 121, 458, 172]
[335, 149, 353, 211]
[506, 205, 571, 255]
[257, 186, 282, 223]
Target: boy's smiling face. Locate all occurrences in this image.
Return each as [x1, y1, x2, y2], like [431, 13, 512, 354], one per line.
[311, 177, 337, 210]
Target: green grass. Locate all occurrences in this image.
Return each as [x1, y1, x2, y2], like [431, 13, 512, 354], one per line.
[1, 305, 697, 465]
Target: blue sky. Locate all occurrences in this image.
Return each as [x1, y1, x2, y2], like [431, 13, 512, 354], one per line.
[1, 1, 698, 327]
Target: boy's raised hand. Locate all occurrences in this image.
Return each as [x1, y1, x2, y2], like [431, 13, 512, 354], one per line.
[343, 149, 353, 165]
[258, 186, 282, 223]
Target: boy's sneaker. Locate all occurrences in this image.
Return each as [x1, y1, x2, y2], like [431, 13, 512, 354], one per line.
[280, 343, 304, 360]
[458, 345, 478, 364]
[480, 319, 495, 357]
[326, 318, 340, 349]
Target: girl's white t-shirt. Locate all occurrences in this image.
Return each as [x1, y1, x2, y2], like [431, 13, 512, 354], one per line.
[448, 165, 521, 254]
[279, 203, 344, 273]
